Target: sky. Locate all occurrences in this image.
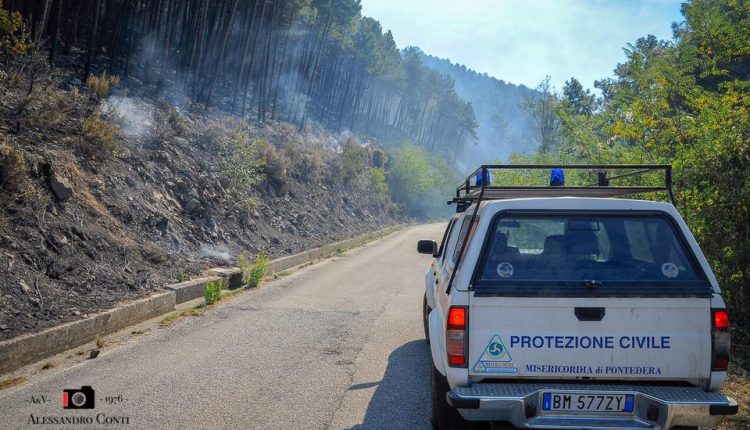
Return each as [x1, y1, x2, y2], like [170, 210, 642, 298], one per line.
[360, 0, 684, 90]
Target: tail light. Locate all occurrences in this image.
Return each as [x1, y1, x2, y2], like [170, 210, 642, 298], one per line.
[447, 306, 467, 367]
[711, 309, 730, 371]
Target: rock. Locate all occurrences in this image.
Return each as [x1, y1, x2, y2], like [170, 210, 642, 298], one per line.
[52, 234, 69, 247]
[89, 349, 100, 359]
[0, 325, 8, 331]
[71, 226, 88, 241]
[155, 216, 169, 232]
[72, 310, 81, 316]
[19, 280, 31, 294]
[48, 175, 73, 202]
[46, 203, 58, 216]
[271, 237, 281, 245]
[183, 198, 202, 213]
[66, 76, 83, 88]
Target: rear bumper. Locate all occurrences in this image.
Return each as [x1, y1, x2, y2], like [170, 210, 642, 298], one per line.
[447, 383, 737, 429]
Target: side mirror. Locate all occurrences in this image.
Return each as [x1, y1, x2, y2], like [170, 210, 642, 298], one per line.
[417, 240, 438, 256]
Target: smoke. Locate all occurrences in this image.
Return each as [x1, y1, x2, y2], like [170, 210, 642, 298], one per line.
[199, 245, 233, 262]
[103, 96, 154, 139]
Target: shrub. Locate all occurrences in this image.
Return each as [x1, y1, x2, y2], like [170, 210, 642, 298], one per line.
[203, 119, 266, 193]
[82, 112, 121, 154]
[297, 143, 326, 183]
[0, 1, 28, 59]
[0, 140, 26, 191]
[369, 167, 388, 195]
[203, 279, 223, 305]
[387, 145, 457, 219]
[263, 141, 290, 187]
[95, 336, 106, 349]
[341, 137, 369, 181]
[86, 72, 120, 101]
[244, 253, 269, 288]
[152, 101, 188, 141]
[371, 148, 387, 168]
[238, 254, 251, 278]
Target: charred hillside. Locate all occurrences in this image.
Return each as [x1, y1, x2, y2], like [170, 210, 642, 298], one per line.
[11, 0, 479, 162]
[0, 63, 399, 340]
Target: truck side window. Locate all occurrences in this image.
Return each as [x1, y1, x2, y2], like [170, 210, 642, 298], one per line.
[437, 219, 455, 261]
[452, 217, 475, 264]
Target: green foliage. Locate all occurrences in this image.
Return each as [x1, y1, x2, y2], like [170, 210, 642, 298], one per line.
[204, 119, 267, 195]
[238, 254, 251, 277]
[203, 279, 223, 305]
[521, 76, 562, 153]
[0, 1, 27, 59]
[241, 253, 269, 288]
[387, 145, 457, 219]
[369, 167, 388, 195]
[245, 253, 271, 288]
[527, 0, 750, 350]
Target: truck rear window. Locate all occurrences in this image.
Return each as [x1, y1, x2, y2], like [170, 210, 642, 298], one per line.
[474, 213, 710, 295]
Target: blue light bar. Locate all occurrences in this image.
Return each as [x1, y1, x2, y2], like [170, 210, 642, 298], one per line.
[475, 170, 492, 186]
[550, 168, 565, 186]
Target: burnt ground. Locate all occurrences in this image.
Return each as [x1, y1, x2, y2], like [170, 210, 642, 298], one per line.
[0, 70, 401, 341]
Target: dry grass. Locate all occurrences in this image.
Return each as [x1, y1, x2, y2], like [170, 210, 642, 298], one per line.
[86, 72, 120, 101]
[0, 377, 28, 390]
[81, 112, 121, 154]
[720, 366, 750, 429]
[160, 306, 205, 325]
[152, 101, 188, 141]
[0, 139, 27, 191]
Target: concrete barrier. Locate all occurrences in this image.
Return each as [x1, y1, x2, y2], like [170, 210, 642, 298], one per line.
[208, 268, 243, 289]
[0, 224, 403, 375]
[266, 226, 399, 275]
[165, 276, 223, 304]
[0, 291, 175, 374]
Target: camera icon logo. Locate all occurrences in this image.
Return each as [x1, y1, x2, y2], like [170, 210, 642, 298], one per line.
[62, 386, 95, 409]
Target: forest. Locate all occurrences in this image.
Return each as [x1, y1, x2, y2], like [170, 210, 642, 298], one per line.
[419, 51, 538, 167]
[3, 0, 479, 162]
[517, 0, 750, 354]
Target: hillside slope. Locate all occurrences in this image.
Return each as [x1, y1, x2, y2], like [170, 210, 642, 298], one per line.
[0, 70, 398, 341]
[419, 51, 539, 165]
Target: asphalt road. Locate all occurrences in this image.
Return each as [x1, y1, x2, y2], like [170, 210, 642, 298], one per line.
[0, 223, 444, 430]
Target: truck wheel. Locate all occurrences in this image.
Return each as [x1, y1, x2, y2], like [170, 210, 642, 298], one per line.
[431, 365, 469, 430]
[423, 293, 431, 343]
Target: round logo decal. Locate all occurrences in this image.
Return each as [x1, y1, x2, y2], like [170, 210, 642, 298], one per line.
[488, 341, 504, 356]
[661, 262, 679, 279]
[496, 262, 514, 278]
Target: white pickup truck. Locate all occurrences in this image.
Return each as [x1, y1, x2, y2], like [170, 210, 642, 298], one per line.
[419, 165, 737, 430]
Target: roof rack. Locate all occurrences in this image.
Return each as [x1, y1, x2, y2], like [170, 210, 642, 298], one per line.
[443, 164, 673, 294]
[449, 164, 674, 213]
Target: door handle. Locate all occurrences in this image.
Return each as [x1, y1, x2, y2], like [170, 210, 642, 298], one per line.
[574, 307, 605, 321]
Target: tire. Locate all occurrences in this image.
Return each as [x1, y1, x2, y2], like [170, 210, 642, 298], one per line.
[423, 292, 431, 343]
[431, 365, 468, 430]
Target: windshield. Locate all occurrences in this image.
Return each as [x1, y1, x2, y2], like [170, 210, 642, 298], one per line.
[475, 213, 707, 290]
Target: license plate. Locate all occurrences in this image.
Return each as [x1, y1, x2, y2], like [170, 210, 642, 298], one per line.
[542, 392, 634, 413]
